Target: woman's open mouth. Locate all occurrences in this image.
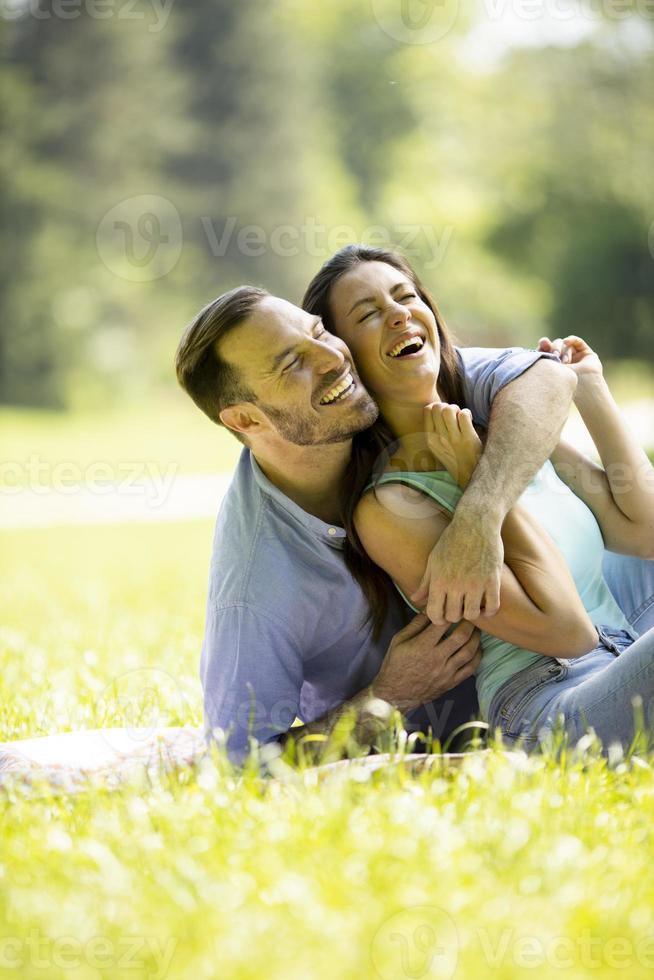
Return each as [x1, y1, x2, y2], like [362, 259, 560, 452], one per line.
[319, 372, 356, 406]
[386, 336, 425, 359]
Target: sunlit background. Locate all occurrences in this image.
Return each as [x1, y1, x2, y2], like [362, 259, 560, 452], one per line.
[2, 5, 654, 976]
[2, 0, 653, 529]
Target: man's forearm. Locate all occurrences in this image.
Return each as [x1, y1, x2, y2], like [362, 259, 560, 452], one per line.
[460, 359, 577, 523]
[279, 686, 393, 762]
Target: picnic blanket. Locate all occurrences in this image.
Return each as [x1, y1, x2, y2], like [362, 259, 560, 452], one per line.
[0, 727, 208, 792]
[0, 727, 490, 794]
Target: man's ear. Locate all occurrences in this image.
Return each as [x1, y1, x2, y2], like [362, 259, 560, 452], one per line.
[219, 403, 265, 439]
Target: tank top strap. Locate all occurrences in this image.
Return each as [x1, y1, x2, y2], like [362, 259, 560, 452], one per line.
[368, 469, 462, 516]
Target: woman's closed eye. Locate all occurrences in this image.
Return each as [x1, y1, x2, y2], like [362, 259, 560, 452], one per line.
[358, 293, 417, 322]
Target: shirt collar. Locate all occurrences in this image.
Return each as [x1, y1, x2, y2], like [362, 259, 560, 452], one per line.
[248, 451, 347, 546]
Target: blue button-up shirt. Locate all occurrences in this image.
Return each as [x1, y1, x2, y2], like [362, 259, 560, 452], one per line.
[200, 346, 554, 759]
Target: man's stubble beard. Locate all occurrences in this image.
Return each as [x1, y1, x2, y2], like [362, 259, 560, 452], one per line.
[259, 393, 379, 447]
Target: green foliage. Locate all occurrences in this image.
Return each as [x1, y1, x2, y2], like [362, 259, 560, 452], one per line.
[4, 520, 654, 977]
[1, 4, 652, 410]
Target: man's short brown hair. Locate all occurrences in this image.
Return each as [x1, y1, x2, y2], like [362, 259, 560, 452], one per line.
[175, 286, 268, 439]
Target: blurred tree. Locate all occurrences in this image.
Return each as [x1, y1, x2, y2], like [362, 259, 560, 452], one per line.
[168, 0, 328, 301]
[0, 34, 63, 406]
[483, 40, 654, 359]
[2, 3, 189, 408]
[1, 2, 652, 409]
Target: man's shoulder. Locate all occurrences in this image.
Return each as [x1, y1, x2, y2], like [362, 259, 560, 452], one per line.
[208, 449, 328, 615]
[456, 344, 528, 368]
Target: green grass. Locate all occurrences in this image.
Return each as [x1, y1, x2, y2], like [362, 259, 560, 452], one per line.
[3, 521, 654, 978]
[0, 394, 240, 489]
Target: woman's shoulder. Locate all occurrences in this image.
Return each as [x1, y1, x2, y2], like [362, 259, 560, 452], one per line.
[355, 470, 456, 530]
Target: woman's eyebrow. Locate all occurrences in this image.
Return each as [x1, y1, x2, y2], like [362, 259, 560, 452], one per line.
[347, 296, 375, 316]
[347, 281, 412, 316]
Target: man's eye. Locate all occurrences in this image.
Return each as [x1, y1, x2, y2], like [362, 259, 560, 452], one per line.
[284, 357, 301, 372]
[358, 309, 375, 323]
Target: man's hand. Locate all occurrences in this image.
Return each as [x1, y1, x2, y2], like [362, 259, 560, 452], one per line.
[411, 511, 503, 624]
[372, 612, 481, 712]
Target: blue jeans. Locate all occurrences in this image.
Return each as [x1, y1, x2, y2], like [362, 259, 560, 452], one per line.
[602, 551, 654, 635]
[487, 553, 654, 752]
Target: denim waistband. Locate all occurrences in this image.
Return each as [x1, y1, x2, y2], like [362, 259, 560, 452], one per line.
[486, 658, 563, 731]
[594, 625, 636, 655]
[486, 625, 636, 730]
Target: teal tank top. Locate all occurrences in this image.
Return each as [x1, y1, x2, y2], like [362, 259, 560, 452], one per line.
[371, 461, 635, 719]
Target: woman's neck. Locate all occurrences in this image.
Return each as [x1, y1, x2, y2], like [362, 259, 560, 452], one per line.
[377, 388, 446, 473]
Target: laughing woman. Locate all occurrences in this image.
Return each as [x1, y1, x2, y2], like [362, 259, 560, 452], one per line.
[303, 245, 654, 751]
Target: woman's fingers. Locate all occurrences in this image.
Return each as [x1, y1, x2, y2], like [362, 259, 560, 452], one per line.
[561, 335, 591, 363]
[458, 407, 474, 436]
[441, 404, 460, 439]
[430, 401, 463, 439]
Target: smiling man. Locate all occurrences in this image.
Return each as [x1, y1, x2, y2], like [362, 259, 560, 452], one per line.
[175, 268, 582, 763]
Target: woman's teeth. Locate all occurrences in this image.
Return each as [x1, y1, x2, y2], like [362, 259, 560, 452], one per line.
[388, 336, 425, 358]
[319, 373, 354, 405]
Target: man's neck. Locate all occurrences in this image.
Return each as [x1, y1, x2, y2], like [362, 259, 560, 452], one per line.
[253, 439, 353, 525]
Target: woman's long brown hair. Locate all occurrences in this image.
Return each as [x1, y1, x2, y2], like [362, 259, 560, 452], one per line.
[302, 245, 464, 638]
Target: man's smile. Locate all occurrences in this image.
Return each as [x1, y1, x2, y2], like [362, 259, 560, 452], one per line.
[318, 371, 356, 406]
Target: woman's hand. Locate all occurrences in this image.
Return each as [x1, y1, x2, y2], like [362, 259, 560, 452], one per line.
[538, 335, 603, 382]
[424, 402, 483, 489]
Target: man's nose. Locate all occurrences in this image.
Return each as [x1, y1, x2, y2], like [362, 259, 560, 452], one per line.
[314, 339, 346, 374]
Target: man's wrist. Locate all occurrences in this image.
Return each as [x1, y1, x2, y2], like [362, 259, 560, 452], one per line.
[453, 489, 504, 530]
[369, 678, 415, 714]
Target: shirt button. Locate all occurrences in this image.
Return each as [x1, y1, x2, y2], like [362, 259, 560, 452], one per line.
[327, 528, 337, 536]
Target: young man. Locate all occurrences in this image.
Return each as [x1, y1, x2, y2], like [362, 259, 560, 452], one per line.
[175, 285, 580, 762]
